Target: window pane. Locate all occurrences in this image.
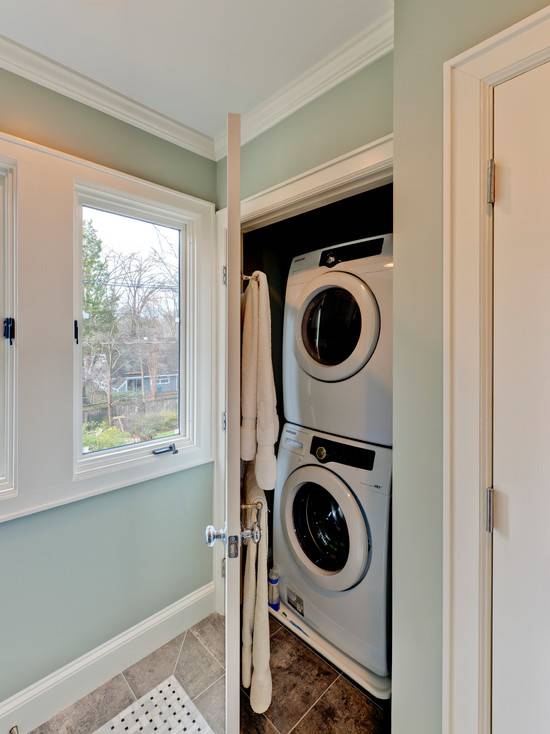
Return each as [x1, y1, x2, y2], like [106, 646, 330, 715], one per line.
[81, 207, 181, 454]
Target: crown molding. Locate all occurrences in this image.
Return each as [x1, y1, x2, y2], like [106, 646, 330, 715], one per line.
[214, 9, 394, 160]
[0, 34, 216, 160]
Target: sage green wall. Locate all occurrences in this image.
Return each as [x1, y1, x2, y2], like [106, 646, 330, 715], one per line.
[392, 1, 548, 732]
[0, 68, 217, 202]
[216, 52, 393, 207]
[0, 70, 216, 702]
[0, 464, 213, 701]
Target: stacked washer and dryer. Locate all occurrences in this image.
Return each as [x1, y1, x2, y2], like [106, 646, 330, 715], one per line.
[273, 233, 393, 697]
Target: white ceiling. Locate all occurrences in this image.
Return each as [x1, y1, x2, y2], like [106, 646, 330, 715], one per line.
[0, 0, 391, 141]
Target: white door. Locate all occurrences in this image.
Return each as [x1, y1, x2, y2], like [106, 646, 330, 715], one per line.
[205, 113, 242, 734]
[493, 61, 550, 733]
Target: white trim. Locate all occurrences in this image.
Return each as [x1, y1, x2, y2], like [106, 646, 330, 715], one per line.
[239, 135, 393, 230]
[0, 161, 17, 500]
[0, 582, 215, 734]
[0, 34, 216, 160]
[443, 6, 550, 734]
[213, 11, 394, 159]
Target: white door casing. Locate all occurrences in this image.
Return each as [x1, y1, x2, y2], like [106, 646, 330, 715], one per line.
[444, 6, 550, 734]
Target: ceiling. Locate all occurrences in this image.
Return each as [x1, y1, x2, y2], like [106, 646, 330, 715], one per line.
[0, 0, 391, 149]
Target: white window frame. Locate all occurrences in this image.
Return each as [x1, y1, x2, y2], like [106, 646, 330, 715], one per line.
[0, 160, 16, 500]
[0, 131, 215, 523]
[73, 183, 199, 479]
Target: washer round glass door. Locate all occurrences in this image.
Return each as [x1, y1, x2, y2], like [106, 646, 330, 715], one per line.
[281, 465, 371, 592]
[294, 271, 380, 382]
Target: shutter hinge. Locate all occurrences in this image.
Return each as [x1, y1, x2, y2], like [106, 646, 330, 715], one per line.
[222, 265, 227, 285]
[3, 317, 15, 345]
[485, 486, 495, 533]
[222, 411, 227, 432]
[487, 159, 495, 205]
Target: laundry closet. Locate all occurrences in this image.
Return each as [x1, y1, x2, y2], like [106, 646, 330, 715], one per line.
[240, 182, 393, 731]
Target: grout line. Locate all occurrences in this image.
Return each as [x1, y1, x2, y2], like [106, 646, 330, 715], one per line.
[120, 671, 138, 702]
[286, 675, 341, 733]
[172, 629, 188, 674]
[190, 628, 225, 670]
[192, 672, 225, 702]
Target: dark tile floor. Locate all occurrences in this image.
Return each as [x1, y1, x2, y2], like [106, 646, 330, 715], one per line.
[30, 612, 389, 734]
[241, 617, 389, 734]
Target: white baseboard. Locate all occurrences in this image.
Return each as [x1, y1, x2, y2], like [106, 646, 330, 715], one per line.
[0, 582, 215, 734]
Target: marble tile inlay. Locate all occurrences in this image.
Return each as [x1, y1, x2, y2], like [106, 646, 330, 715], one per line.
[94, 675, 213, 734]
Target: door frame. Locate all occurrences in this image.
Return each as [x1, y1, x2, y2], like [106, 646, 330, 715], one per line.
[213, 134, 392, 731]
[443, 7, 550, 734]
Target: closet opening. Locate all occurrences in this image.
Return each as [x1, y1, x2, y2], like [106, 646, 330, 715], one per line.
[240, 182, 393, 733]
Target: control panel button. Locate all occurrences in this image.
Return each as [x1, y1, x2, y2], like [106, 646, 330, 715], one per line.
[315, 445, 328, 461]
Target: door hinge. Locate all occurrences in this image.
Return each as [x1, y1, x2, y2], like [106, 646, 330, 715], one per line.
[222, 265, 227, 285]
[3, 317, 15, 345]
[221, 557, 226, 579]
[485, 486, 495, 533]
[73, 319, 79, 345]
[222, 411, 227, 431]
[487, 158, 495, 205]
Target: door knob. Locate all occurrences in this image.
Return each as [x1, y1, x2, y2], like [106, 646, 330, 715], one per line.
[205, 525, 226, 547]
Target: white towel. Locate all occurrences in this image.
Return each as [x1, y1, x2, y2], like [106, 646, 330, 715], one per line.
[254, 272, 278, 490]
[240, 271, 278, 490]
[241, 462, 272, 713]
[241, 278, 259, 461]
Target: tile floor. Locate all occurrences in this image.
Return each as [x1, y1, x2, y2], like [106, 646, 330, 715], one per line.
[30, 613, 226, 734]
[241, 617, 389, 734]
[30, 612, 389, 734]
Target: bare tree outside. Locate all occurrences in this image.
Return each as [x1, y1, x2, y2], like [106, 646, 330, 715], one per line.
[81, 207, 181, 453]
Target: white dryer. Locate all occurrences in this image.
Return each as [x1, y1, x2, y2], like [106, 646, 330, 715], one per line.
[274, 423, 391, 681]
[283, 234, 393, 446]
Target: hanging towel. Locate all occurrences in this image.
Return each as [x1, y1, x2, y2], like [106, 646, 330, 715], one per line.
[254, 272, 278, 490]
[241, 462, 272, 713]
[240, 271, 278, 490]
[241, 277, 259, 461]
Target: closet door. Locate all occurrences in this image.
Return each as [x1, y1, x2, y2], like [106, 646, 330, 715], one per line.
[206, 113, 241, 734]
[492, 61, 550, 733]
[225, 112, 242, 734]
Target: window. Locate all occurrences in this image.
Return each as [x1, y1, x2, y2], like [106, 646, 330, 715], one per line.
[72, 183, 214, 484]
[0, 162, 15, 499]
[80, 206, 181, 455]
[0, 136, 214, 522]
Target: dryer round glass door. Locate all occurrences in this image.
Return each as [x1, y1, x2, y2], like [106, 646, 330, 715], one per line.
[294, 271, 380, 382]
[281, 465, 371, 592]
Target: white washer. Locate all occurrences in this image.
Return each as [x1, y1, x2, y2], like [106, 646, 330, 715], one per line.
[274, 423, 391, 680]
[283, 234, 393, 445]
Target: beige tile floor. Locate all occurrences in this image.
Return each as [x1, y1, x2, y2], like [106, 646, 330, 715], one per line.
[30, 613, 389, 734]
